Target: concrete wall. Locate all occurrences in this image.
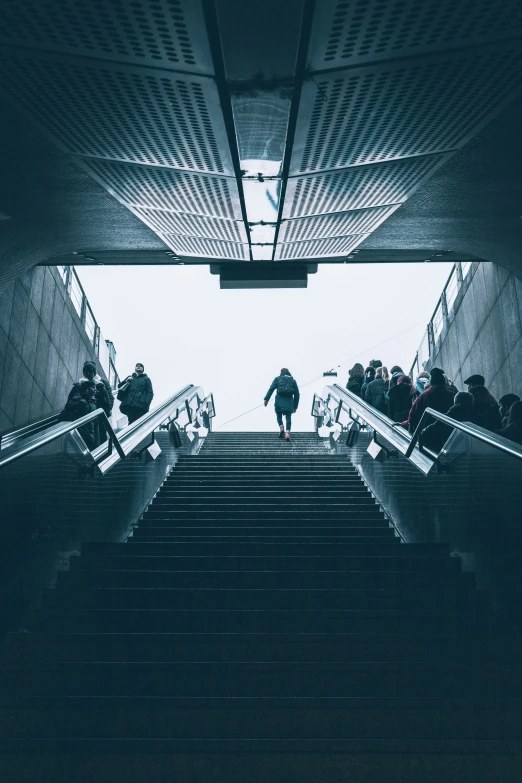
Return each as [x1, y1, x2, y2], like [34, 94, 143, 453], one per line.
[429, 262, 522, 400]
[0, 265, 106, 433]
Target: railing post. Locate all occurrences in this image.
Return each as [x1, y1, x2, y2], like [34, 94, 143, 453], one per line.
[80, 290, 87, 329]
[455, 262, 463, 287]
[427, 323, 435, 357]
[64, 266, 72, 295]
[441, 290, 449, 324]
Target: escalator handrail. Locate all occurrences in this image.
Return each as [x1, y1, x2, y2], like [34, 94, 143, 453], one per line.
[0, 384, 205, 473]
[323, 384, 522, 472]
[0, 408, 123, 468]
[0, 413, 61, 450]
[94, 384, 204, 474]
[323, 384, 433, 474]
[406, 406, 522, 461]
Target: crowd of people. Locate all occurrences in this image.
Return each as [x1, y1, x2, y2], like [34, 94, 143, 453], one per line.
[346, 360, 522, 450]
[58, 361, 154, 450]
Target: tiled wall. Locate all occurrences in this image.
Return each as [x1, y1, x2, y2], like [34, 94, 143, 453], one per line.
[0, 265, 107, 433]
[429, 262, 522, 400]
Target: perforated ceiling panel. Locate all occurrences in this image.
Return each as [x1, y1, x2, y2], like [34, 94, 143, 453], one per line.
[278, 205, 398, 243]
[80, 160, 242, 220]
[130, 207, 247, 243]
[0, 52, 232, 173]
[308, 0, 522, 70]
[291, 47, 522, 174]
[275, 235, 367, 260]
[0, 0, 213, 75]
[162, 235, 249, 260]
[283, 153, 450, 218]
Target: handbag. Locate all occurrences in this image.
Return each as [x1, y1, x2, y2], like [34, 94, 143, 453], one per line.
[117, 379, 131, 401]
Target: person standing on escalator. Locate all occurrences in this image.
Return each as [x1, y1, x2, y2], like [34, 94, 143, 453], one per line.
[117, 363, 154, 425]
[264, 368, 300, 442]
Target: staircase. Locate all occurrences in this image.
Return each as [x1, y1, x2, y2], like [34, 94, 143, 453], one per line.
[1, 431, 522, 781]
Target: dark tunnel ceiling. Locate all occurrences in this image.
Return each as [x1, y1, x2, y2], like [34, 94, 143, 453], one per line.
[1, 0, 522, 279]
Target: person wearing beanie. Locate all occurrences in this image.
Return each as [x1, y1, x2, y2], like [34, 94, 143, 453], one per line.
[407, 367, 455, 433]
[59, 380, 100, 450]
[264, 368, 300, 442]
[67, 360, 114, 441]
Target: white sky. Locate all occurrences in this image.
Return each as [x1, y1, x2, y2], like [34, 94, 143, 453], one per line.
[77, 262, 453, 432]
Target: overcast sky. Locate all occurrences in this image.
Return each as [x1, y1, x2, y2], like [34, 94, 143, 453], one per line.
[77, 262, 453, 432]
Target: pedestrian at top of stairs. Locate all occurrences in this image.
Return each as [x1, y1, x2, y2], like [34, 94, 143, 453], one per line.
[264, 368, 300, 442]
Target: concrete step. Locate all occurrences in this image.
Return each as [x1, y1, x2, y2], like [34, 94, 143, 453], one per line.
[140, 513, 387, 525]
[152, 491, 372, 501]
[80, 542, 446, 558]
[130, 536, 397, 544]
[132, 526, 396, 538]
[31, 608, 502, 634]
[2, 696, 522, 739]
[6, 631, 517, 663]
[3, 661, 521, 697]
[69, 554, 462, 573]
[45, 586, 480, 611]
[58, 568, 475, 590]
[1, 740, 521, 783]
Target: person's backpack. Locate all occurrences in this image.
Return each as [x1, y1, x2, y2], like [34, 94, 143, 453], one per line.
[277, 375, 295, 397]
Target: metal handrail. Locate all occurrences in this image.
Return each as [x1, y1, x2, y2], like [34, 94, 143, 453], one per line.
[321, 384, 522, 474]
[95, 384, 204, 474]
[0, 408, 124, 469]
[322, 385, 437, 475]
[0, 413, 61, 450]
[406, 407, 522, 461]
[0, 385, 207, 474]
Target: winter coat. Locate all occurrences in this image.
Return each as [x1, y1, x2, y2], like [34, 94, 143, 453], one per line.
[407, 384, 455, 433]
[365, 377, 388, 413]
[387, 384, 414, 422]
[118, 373, 154, 412]
[68, 374, 113, 416]
[475, 405, 502, 432]
[419, 402, 482, 452]
[498, 422, 522, 445]
[264, 371, 300, 414]
[346, 377, 364, 398]
[58, 395, 100, 450]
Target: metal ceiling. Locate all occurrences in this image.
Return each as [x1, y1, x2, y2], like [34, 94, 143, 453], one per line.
[0, 0, 521, 270]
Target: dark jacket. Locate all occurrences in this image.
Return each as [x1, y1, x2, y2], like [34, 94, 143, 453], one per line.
[346, 377, 364, 397]
[264, 371, 300, 414]
[420, 402, 482, 452]
[68, 375, 113, 416]
[407, 384, 455, 433]
[387, 384, 414, 422]
[498, 422, 522, 445]
[58, 395, 99, 450]
[118, 373, 154, 412]
[469, 387, 502, 431]
[365, 377, 388, 413]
